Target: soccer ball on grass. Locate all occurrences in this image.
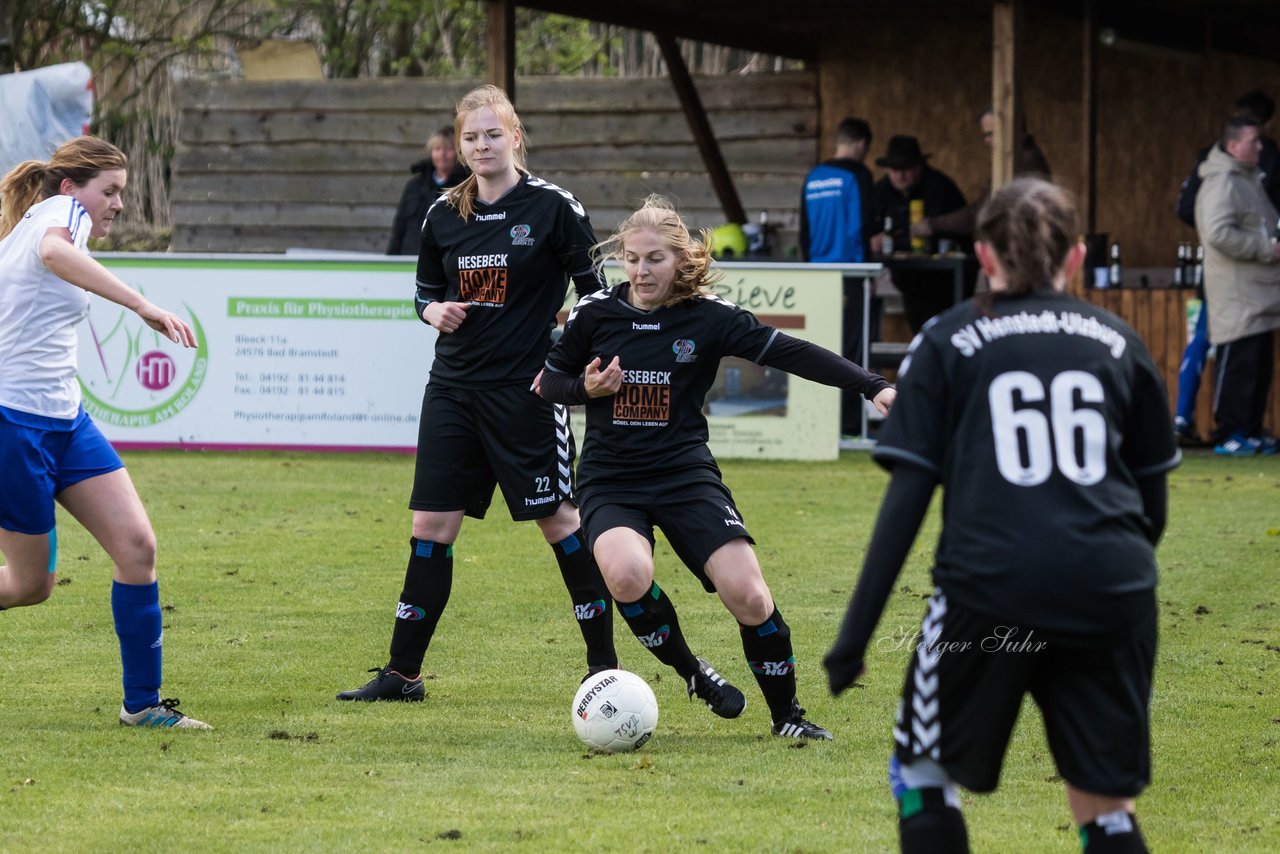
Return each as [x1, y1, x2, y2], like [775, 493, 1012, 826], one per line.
[572, 669, 659, 752]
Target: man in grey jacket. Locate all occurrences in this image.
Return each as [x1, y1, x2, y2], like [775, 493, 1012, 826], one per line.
[1196, 114, 1280, 456]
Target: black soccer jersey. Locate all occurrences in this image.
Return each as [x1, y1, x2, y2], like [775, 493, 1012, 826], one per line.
[415, 174, 605, 388]
[544, 285, 889, 493]
[874, 291, 1180, 634]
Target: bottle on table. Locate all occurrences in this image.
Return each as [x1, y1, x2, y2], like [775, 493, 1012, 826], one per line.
[881, 216, 895, 257]
[1108, 242, 1123, 287]
[909, 200, 926, 253]
[1174, 242, 1187, 287]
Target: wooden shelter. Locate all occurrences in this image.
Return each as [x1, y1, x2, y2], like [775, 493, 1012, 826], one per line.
[513, 0, 1280, 266]
[505, 0, 1280, 433]
[169, 1, 1280, 431]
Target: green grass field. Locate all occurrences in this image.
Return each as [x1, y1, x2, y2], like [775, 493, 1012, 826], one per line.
[1, 450, 1276, 852]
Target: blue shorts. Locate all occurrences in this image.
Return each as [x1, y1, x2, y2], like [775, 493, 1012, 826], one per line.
[0, 404, 124, 534]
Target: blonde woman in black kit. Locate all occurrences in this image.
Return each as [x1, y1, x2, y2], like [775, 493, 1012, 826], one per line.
[339, 85, 617, 702]
[540, 195, 893, 738]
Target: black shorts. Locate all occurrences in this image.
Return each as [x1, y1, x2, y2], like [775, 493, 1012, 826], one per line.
[892, 589, 1156, 797]
[410, 383, 575, 521]
[578, 475, 755, 593]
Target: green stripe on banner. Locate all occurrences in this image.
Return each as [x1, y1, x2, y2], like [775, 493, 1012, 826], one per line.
[100, 257, 415, 273]
[227, 298, 417, 320]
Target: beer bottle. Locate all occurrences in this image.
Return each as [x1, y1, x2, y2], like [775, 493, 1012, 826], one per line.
[1108, 242, 1123, 287]
[882, 216, 895, 256]
[1174, 242, 1186, 287]
[909, 200, 926, 253]
[1194, 244, 1204, 287]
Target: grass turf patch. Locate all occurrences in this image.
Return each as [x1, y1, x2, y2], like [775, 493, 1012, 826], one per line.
[0, 450, 1276, 851]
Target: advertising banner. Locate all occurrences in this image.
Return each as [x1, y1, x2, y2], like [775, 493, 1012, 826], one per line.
[85, 255, 862, 459]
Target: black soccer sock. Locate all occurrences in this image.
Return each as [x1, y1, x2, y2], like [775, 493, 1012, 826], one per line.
[740, 607, 798, 722]
[617, 581, 699, 678]
[1079, 812, 1148, 853]
[386, 537, 453, 677]
[899, 787, 970, 854]
[551, 530, 617, 670]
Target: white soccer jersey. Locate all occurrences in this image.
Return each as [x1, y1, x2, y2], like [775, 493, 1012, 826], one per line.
[0, 195, 93, 419]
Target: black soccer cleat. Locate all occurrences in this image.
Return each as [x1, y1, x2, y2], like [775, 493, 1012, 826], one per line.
[687, 658, 746, 719]
[771, 699, 833, 740]
[336, 667, 425, 702]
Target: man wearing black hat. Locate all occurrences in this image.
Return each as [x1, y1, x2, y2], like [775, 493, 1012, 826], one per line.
[870, 135, 968, 332]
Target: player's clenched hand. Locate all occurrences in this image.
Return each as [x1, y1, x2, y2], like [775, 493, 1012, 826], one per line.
[584, 355, 622, 398]
[872, 387, 896, 416]
[822, 646, 866, 697]
[424, 300, 469, 333]
[136, 300, 196, 348]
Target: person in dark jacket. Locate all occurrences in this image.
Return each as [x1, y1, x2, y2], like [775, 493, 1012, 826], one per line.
[386, 127, 469, 256]
[869, 136, 969, 332]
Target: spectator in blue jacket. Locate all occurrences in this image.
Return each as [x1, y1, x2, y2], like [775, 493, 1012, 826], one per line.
[800, 117, 877, 436]
[800, 117, 874, 263]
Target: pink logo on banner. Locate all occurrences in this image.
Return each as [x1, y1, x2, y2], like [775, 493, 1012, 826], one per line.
[135, 351, 176, 391]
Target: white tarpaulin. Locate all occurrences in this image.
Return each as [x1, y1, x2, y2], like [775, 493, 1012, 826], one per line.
[0, 62, 93, 172]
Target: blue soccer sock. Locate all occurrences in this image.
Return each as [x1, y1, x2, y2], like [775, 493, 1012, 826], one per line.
[111, 580, 163, 714]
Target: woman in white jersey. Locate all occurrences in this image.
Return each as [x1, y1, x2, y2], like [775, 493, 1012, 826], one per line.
[0, 136, 209, 729]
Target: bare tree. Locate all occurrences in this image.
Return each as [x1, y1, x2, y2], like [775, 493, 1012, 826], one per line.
[2, 1, 801, 243]
[5, 0, 269, 243]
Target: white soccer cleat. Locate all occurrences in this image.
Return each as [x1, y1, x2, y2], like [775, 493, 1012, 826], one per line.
[119, 697, 211, 729]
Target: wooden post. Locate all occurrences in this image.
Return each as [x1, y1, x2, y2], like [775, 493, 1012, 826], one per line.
[991, 0, 1022, 190]
[1081, 0, 1099, 233]
[654, 30, 747, 224]
[486, 0, 516, 102]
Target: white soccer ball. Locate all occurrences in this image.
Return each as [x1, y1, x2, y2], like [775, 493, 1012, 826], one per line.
[571, 669, 659, 753]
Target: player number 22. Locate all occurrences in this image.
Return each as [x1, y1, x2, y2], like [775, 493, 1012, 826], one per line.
[988, 370, 1106, 487]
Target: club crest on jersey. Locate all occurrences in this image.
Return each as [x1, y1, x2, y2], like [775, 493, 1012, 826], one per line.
[672, 339, 697, 363]
[510, 223, 535, 246]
